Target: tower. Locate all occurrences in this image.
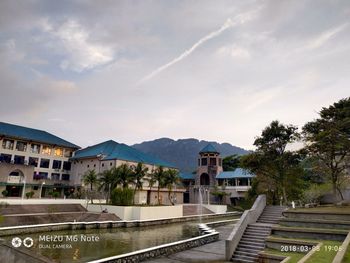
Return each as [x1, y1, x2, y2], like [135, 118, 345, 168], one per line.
[195, 143, 223, 187]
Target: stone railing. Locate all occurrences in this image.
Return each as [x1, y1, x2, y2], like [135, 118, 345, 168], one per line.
[225, 194, 266, 260]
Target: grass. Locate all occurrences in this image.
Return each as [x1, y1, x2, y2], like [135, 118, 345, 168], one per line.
[264, 248, 304, 263]
[264, 237, 342, 263]
[342, 242, 350, 263]
[290, 206, 350, 214]
[306, 240, 342, 263]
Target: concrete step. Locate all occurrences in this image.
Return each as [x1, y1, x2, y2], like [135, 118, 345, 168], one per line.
[232, 257, 255, 263]
[238, 244, 264, 251]
[240, 240, 265, 247]
[244, 231, 268, 237]
[232, 254, 257, 262]
[241, 237, 266, 243]
[235, 251, 259, 258]
[236, 247, 262, 254]
[245, 229, 270, 234]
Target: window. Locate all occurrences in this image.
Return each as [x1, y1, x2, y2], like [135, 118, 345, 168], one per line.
[52, 160, 62, 169]
[0, 154, 12, 163]
[63, 161, 71, 171]
[87, 165, 90, 168]
[14, 155, 25, 165]
[219, 158, 222, 166]
[29, 157, 39, 167]
[40, 158, 50, 168]
[62, 174, 70, 181]
[209, 158, 217, 166]
[51, 173, 60, 180]
[39, 172, 48, 179]
[33, 172, 48, 180]
[41, 145, 51, 155]
[2, 139, 14, 150]
[9, 171, 19, 176]
[16, 141, 27, 152]
[94, 164, 96, 167]
[64, 150, 72, 158]
[201, 158, 207, 166]
[198, 159, 200, 166]
[31, 143, 40, 154]
[54, 148, 63, 157]
[110, 162, 112, 166]
[102, 163, 105, 167]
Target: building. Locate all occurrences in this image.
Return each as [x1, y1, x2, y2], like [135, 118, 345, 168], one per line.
[0, 122, 80, 198]
[71, 140, 184, 205]
[184, 143, 254, 205]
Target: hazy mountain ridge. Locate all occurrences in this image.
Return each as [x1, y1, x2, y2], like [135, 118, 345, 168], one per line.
[132, 138, 248, 172]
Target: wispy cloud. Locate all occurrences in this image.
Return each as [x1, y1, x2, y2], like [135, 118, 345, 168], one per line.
[304, 23, 348, 50]
[139, 9, 260, 83]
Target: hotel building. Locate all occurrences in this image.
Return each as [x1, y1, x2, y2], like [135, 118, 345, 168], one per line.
[0, 122, 79, 198]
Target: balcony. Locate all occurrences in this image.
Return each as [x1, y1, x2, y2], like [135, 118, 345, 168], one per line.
[224, 185, 251, 191]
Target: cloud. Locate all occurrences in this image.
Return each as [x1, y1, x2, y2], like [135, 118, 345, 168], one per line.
[304, 23, 348, 50]
[41, 19, 115, 72]
[139, 8, 260, 83]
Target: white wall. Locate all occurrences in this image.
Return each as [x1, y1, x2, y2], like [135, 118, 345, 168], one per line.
[203, 204, 227, 214]
[87, 204, 183, 220]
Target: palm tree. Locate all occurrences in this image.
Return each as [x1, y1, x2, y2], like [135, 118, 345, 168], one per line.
[164, 169, 180, 205]
[98, 169, 114, 204]
[152, 166, 166, 205]
[113, 163, 134, 189]
[83, 170, 98, 204]
[132, 162, 149, 204]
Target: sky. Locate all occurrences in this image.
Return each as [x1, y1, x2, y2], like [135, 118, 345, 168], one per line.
[0, 0, 349, 150]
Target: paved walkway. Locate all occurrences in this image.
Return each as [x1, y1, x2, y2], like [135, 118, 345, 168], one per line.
[145, 224, 234, 263]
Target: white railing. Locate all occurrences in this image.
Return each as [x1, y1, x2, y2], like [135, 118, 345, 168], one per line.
[225, 194, 266, 260]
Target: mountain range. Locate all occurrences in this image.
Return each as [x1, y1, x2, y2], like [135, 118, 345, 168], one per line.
[132, 138, 248, 172]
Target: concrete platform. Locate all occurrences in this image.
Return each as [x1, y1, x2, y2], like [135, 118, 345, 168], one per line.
[144, 224, 234, 263]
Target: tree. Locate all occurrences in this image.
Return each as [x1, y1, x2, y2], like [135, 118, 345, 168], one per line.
[98, 169, 114, 204]
[164, 169, 180, 205]
[112, 164, 134, 189]
[152, 166, 166, 205]
[132, 162, 149, 204]
[241, 120, 304, 204]
[223, 154, 241, 171]
[83, 170, 98, 204]
[302, 97, 350, 201]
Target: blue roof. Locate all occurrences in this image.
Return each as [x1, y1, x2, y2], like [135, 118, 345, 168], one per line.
[179, 172, 195, 180]
[0, 122, 79, 149]
[216, 168, 255, 179]
[72, 140, 177, 168]
[199, 143, 219, 154]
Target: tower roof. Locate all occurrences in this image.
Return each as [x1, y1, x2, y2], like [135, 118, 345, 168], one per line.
[199, 143, 219, 154]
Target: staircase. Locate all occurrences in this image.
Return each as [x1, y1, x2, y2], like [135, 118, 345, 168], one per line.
[232, 206, 286, 263]
[257, 206, 286, 224]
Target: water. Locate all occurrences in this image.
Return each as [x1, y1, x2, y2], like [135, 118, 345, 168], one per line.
[5, 222, 200, 263]
[198, 186, 203, 223]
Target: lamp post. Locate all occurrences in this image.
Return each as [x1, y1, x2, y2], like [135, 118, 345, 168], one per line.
[40, 181, 45, 198]
[21, 178, 26, 201]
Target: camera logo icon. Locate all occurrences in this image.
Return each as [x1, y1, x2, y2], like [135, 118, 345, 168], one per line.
[11, 237, 34, 248]
[23, 237, 34, 248]
[11, 237, 22, 248]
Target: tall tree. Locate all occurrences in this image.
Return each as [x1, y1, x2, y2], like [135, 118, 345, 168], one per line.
[98, 169, 114, 204]
[241, 120, 303, 204]
[164, 169, 180, 205]
[132, 162, 149, 204]
[302, 97, 350, 201]
[112, 163, 134, 189]
[83, 170, 98, 204]
[152, 166, 166, 205]
[223, 154, 241, 171]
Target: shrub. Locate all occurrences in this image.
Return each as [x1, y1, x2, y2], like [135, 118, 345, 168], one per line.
[111, 188, 134, 206]
[52, 191, 60, 199]
[1, 190, 8, 198]
[302, 183, 332, 204]
[25, 191, 35, 199]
